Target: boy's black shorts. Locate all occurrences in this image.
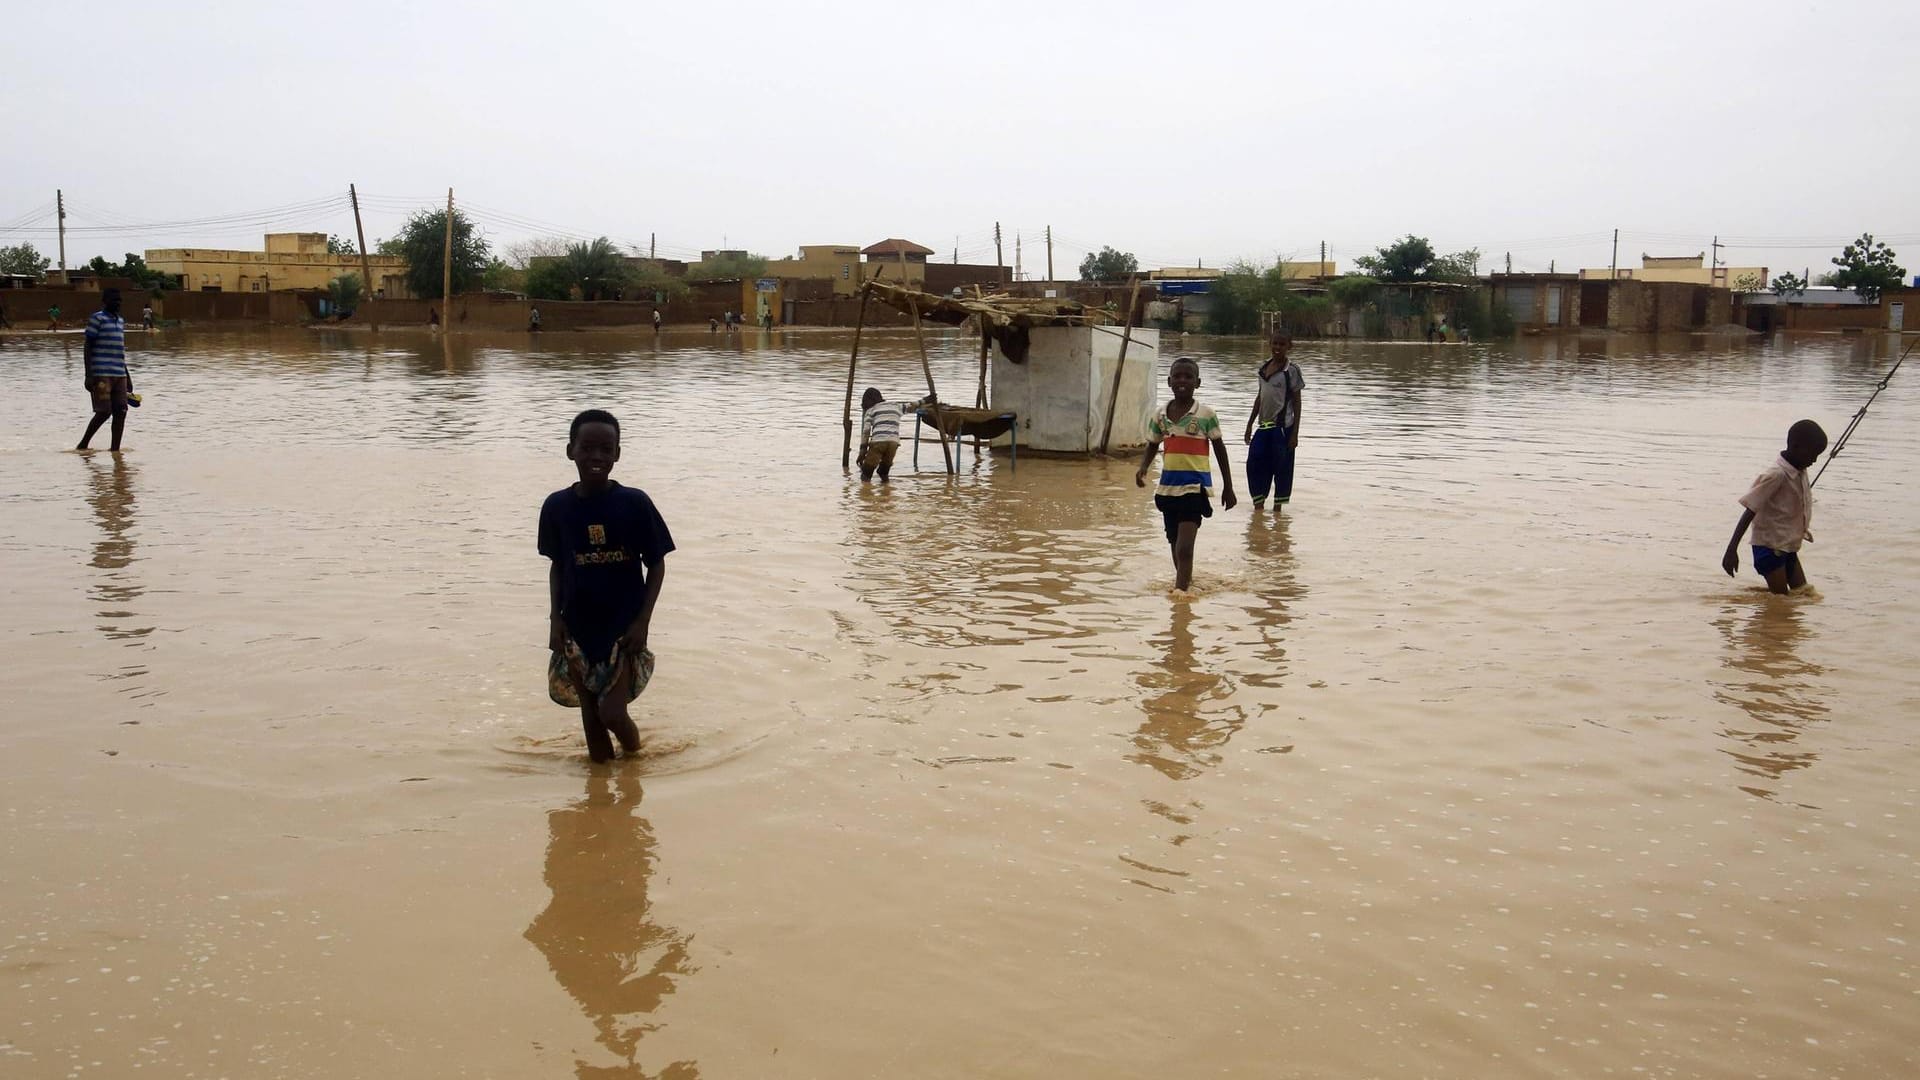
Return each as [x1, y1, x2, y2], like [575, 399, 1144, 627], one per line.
[1153, 492, 1213, 544]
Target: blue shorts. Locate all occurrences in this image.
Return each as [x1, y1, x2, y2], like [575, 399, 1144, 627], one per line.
[1752, 545, 1801, 578]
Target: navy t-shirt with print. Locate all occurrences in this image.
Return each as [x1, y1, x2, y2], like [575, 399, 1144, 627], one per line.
[538, 482, 675, 663]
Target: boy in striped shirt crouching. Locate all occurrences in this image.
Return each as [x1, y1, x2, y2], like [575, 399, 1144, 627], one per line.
[1136, 357, 1238, 592]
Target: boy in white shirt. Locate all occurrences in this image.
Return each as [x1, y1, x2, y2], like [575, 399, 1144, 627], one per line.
[1722, 419, 1828, 594]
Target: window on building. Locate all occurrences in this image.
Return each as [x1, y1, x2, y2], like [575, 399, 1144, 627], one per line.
[842, 264, 850, 279]
[251, 282, 262, 292]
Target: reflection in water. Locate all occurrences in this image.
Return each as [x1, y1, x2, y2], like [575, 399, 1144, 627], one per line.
[840, 465, 1137, 652]
[1129, 603, 1246, 780]
[525, 769, 698, 1079]
[84, 452, 150, 644]
[1711, 598, 1829, 800]
[1237, 512, 1305, 689]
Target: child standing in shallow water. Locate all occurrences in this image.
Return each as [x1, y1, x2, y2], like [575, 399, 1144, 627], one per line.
[1722, 419, 1828, 595]
[1137, 357, 1238, 591]
[1244, 331, 1304, 511]
[540, 409, 675, 762]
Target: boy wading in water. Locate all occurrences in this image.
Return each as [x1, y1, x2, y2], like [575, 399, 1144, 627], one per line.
[1722, 419, 1827, 595]
[77, 288, 135, 452]
[540, 410, 675, 762]
[1244, 331, 1304, 511]
[1137, 357, 1238, 591]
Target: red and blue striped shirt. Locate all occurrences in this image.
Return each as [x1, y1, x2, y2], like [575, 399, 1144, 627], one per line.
[1148, 402, 1220, 496]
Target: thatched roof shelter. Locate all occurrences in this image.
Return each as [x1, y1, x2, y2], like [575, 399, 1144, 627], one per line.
[864, 279, 1120, 333]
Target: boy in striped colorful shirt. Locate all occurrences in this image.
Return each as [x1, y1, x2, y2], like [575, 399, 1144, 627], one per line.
[1135, 356, 1238, 591]
[77, 288, 134, 452]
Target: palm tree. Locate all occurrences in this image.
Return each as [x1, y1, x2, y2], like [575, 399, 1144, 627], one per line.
[564, 238, 632, 301]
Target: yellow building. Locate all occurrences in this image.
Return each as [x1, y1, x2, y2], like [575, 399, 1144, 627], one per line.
[763, 245, 863, 296]
[1579, 253, 1767, 287]
[145, 232, 410, 296]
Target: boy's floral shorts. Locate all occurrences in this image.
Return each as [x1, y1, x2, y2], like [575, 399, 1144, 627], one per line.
[547, 638, 655, 708]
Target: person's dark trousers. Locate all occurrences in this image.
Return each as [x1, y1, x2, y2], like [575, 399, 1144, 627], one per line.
[1248, 424, 1298, 504]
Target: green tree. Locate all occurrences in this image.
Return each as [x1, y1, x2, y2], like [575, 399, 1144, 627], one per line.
[1078, 246, 1139, 283]
[687, 252, 768, 281]
[1732, 271, 1765, 294]
[374, 237, 403, 256]
[392, 208, 490, 299]
[1428, 248, 1483, 283]
[481, 258, 522, 293]
[327, 234, 357, 256]
[84, 252, 173, 291]
[563, 237, 633, 301]
[1354, 235, 1437, 282]
[1769, 270, 1807, 296]
[1204, 258, 1329, 335]
[0, 242, 50, 279]
[521, 238, 643, 301]
[1827, 232, 1906, 302]
[327, 272, 362, 313]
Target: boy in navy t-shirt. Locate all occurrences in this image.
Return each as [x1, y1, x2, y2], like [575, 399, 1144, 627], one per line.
[539, 409, 675, 761]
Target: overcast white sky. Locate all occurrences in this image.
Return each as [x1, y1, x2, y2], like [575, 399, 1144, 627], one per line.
[4, 0, 1916, 278]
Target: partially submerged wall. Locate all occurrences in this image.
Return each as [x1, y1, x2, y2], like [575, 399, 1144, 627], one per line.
[990, 325, 1159, 453]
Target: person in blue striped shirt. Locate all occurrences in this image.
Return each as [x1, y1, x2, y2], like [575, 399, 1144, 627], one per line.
[77, 288, 135, 451]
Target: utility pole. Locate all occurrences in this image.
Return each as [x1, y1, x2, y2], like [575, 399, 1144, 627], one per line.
[994, 222, 1004, 284]
[1320, 240, 1327, 277]
[1610, 228, 1619, 280]
[954, 236, 959, 264]
[443, 188, 455, 307]
[1711, 235, 1723, 283]
[1045, 225, 1053, 282]
[1015, 233, 1022, 282]
[56, 189, 66, 272]
[1549, 259, 1555, 273]
[1505, 251, 1512, 274]
[650, 233, 656, 259]
[349, 184, 374, 297]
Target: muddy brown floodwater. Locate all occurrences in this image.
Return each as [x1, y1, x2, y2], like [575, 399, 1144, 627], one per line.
[2, 326, 1917, 1078]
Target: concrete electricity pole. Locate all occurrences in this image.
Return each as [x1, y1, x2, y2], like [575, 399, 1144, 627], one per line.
[56, 189, 66, 272]
[994, 222, 1004, 285]
[1045, 226, 1053, 282]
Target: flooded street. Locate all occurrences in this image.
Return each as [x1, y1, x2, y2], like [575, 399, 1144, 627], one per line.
[2, 326, 1917, 1078]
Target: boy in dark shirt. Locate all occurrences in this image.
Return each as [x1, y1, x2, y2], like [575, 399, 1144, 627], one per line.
[539, 409, 675, 762]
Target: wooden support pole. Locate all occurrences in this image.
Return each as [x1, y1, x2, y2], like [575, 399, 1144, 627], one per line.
[976, 323, 990, 408]
[1098, 278, 1144, 455]
[841, 267, 882, 469]
[910, 298, 955, 475]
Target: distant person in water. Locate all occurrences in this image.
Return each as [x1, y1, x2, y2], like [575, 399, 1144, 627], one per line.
[1243, 330, 1304, 511]
[1722, 419, 1828, 595]
[529, 305, 542, 332]
[540, 409, 675, 762]
[1137, 356, 1238, 592]
[76, 288, 134, 451]
[709, 316, 719, 333]
[47, 303, 61, 330]
[652, 308, 662, 332]
[762, 310, 773, 329]
[141, 303, 155, 330]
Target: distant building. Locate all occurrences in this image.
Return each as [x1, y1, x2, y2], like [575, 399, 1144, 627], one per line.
[145, 233, 409, 296]
[1146, 261, 1336, 281]
[764, 245, 864, 296]
[862, 239, 934, 287]
[1578, 252, 1767, 289]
